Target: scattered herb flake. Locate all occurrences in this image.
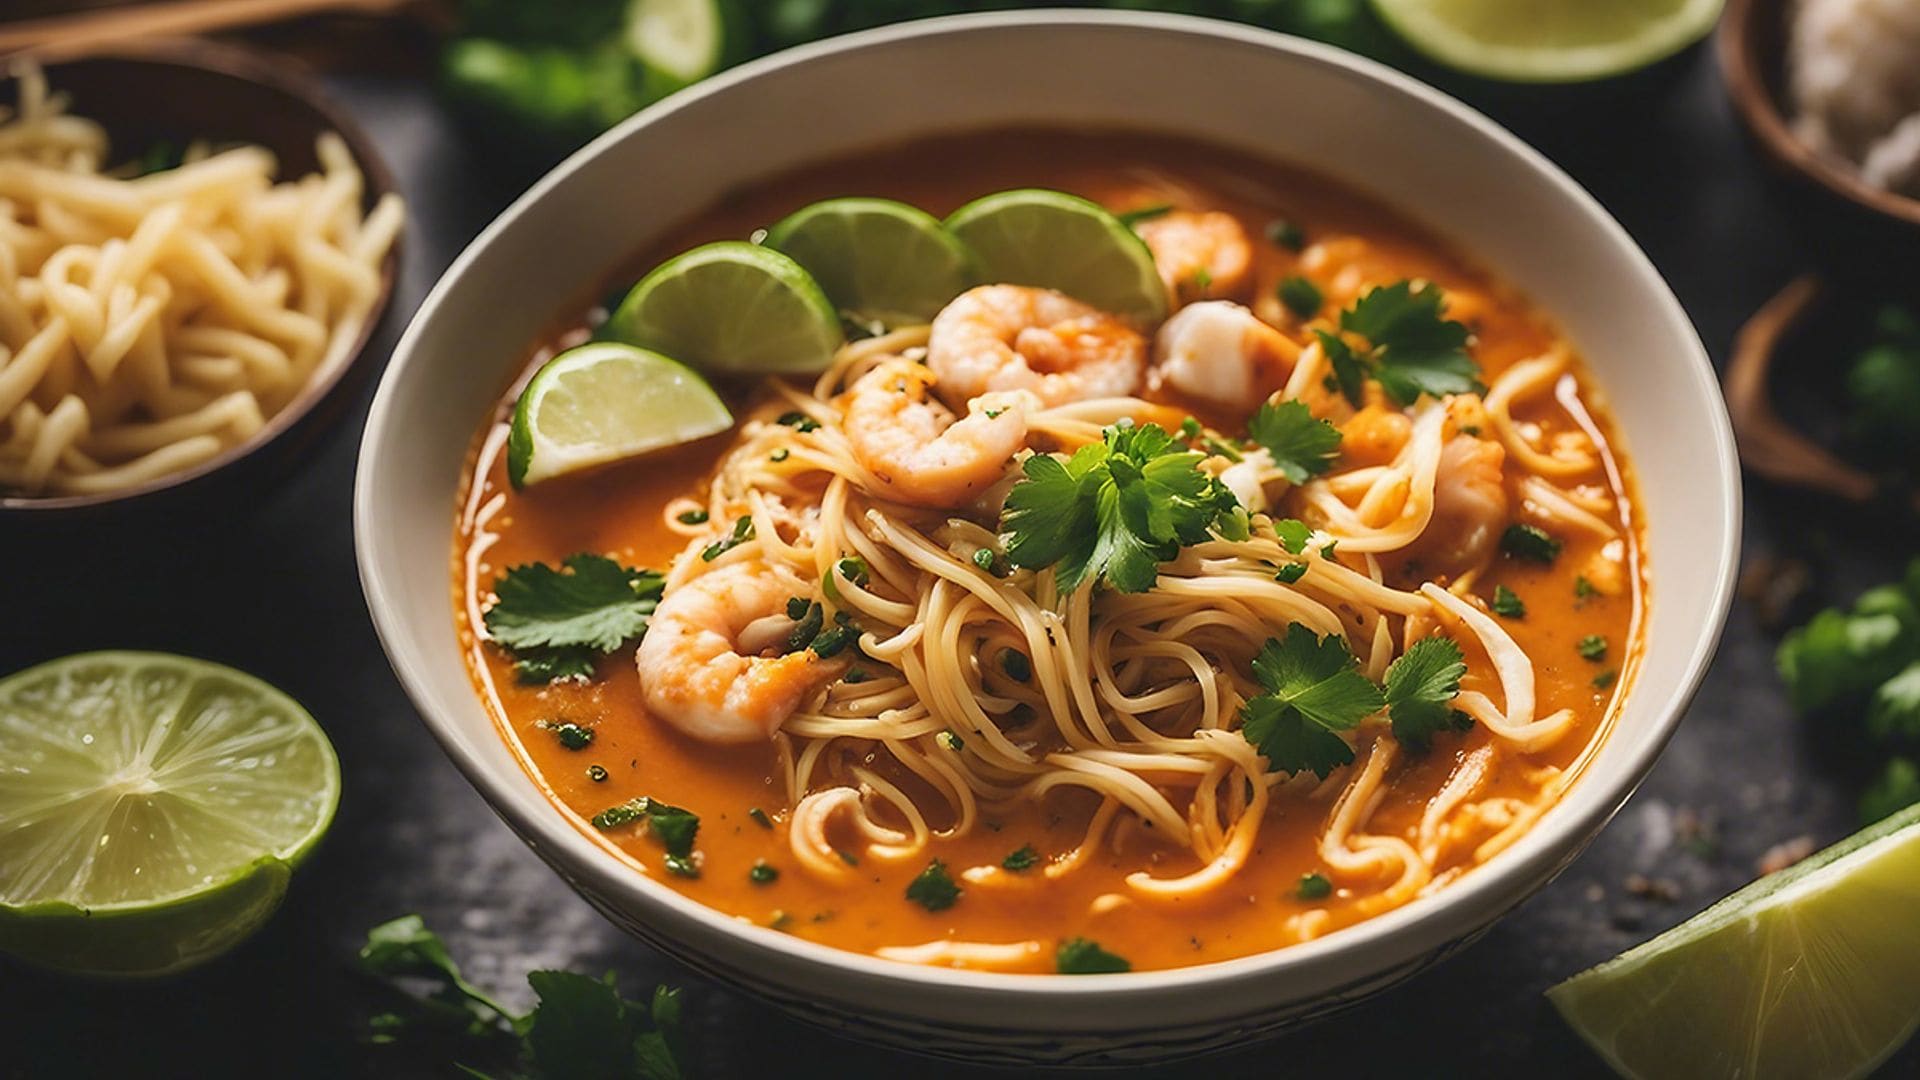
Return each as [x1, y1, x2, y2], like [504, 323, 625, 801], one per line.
[905, 859, 962, 911]
[1593, 669, 1618, 690]
[1296, 872, 1333, 901]
[1002, 845, 1040, 872]
[1491, 585, 1526, 619]
[749, 860, 779, 885]
[1278, 275, 1322, 319]
[1057, 937, 1131, 974]
[776, 410, 821, 432]
[1501, 523, 1562, 564]
[748, 807, 773, 829]
[551, 722, 594, 751]
[1266, 219, 1306, 251]
[676, 508, 709, 525]
[1577, 634, 1609, 662]
[701, 516, 755, 561]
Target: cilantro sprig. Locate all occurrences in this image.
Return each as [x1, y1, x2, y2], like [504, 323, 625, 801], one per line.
[358, 915, 686, 1079]
[1248, 400, 1341, 484]
[485, 555, 665, 684]
[1241, 626, 1468, 775]
[1316, 280, 1482, 407]
[1000, 420, 1246, 594]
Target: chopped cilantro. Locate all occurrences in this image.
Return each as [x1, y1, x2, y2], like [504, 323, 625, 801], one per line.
[748, 807, 773, 829]
[1861, 757, 1920, 825]
[1575, 575, 1597, 601]
[1501, 523, 1562, 563]
[1190, 267, 1213, 293]
[1274, 562, 1308, 584]
[776, 410, 821, 432]
[937, 730, 964, 752]
[551, 722, 594, 751]
[1117, 203, 1173, 227]
[1296, 872, 1333, 900]
[676, 508, 709, 525]
[1001, 649, 1032, 682]
[1278, 275, 1322, 319]
[769, 447, 790, 462]
[835, 555, 870, 588]
[1383, 637, 1468, 752]
[749, 860, 779, 885]
[1179, 416, 1202, 439]
[1248, 400, 1341, 484]
[1239, 625, 1384, 778]
[784, 599, 825, 653]
[700, 515, 755, 561]
[1002, 845, 1040, 872]
[1272, 518, 1312, 555]
[972, 547, 999, 573]
[591, 797, 700, 878]
[809, 614, 859, 658]
[485, 555, 664, 684]
[1577, 634, 1609, 662]
[1266, 219, 1306, 251]
[1491, 585, 1526, 619]
[906, 859, 961, 911]
[843, 668, 871, 684]
[1592, 669, 1618, 690]
[1057, 937, 1130, 974]
[1000, 420, 1245, 594]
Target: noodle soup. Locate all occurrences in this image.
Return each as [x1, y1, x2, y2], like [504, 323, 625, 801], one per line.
[453, 130, 1642, 974]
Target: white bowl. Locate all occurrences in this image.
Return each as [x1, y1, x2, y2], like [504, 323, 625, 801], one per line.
[356, 11, 1739, 1066]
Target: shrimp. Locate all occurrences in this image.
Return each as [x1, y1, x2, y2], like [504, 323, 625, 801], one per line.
[1149, 300, 1298, 408]
[842, 356, 1030, 508]
[1404, 434, 1509, 577]
[926, 285, 1147, 409]
[635, 562, 845, 744]
[1134, 210, 1253, 303]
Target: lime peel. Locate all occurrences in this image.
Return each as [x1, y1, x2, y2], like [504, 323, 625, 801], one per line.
[1371, 0, 1726, 83]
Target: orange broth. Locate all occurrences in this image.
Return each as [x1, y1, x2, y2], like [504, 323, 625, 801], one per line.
[452, 129, 1644, 973]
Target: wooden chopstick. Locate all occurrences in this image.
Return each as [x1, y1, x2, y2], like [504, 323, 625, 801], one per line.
[0, 0, 416, 59]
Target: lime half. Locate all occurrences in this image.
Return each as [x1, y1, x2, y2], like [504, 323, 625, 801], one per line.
[0, 652, 339, 977]
[1549, 802, 1920, 1079]
[607, 241, 844, 375]
[1371, 0, 1724, 83]
[764, 197, 975, 325]
[944, 189, 1169, 325]
[508, 342, 732, 488]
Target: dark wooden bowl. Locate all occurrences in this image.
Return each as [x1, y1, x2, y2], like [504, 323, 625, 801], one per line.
[0, 38, 401, 521]
[1718, 0, 1920, 262]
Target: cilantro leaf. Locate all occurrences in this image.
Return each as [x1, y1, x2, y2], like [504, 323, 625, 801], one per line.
[1002, 845, 1039, 872]
[1315, 329, 1368, 407]
[359, 917, 688, 1079]
[1272, 518, 1312, 554]
[485, 555, 664, 683]
[1862, 757, 1920, 825]
[1777, 583, 1920, 713]
[1239, 625, 1385, 777]
[1340, 280, 1480, 406]
[1277, 275, 1322, 319]
[1383, 637, 1468, 752]
[1491, 584, 1525, 619]
[905, 859, 962, 911]
[1868, 661, 1920, 742]
[1057, 937, 1131, 974]
[1001, 421, 1243, 593]
[1501, 523, 1562, 564]
[1248, 400, 1342, 484]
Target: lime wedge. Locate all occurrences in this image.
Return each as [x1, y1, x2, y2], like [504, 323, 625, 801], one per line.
[0, 652, 339, 977]
[1549, 802, 1920, 1079]
[944, 189, 1168, 325]
[508, 342, 732, 488]
[625, 0, 738, 96]
[606, 241, 844, 375]
[1370, 0, 1725, 83]
[764, 197, 976, 325]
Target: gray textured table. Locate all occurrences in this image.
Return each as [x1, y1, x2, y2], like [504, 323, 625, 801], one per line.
[4, 30, 1916, 1079]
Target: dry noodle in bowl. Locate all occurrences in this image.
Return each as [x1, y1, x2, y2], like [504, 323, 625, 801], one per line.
[0, 62, 403, 499]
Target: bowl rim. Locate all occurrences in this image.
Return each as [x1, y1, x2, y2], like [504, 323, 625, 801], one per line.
[1716, 0, 1920, 229]
[357, 9, 1740, 1003]
[0, 38, 403, 514]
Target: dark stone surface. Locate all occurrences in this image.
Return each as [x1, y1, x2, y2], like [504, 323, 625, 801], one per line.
[3, 32, 1916, 1080]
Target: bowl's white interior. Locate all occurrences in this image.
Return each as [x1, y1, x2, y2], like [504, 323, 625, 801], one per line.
[357, 12, 1737, 1036]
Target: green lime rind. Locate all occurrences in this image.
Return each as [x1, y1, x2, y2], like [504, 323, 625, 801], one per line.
[944, 188, 1168, 326]
[1548, 800, 1920, 1080]
[0, 651, 338, 978]
[606, 241, 845, 375]
[0, 858, 292, 979]
[507, 342, 734, 488]
[764, 197, 977, 325]
[1369, 0, 1725, 84]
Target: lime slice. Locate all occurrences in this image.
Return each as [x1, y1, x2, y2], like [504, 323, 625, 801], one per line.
[0, 652, 339, 977]
[508, 342, 732, 488]
[1370, 0, 1725, 83]
[625, 0, 738, 96]
[606, 241, 844, 375]
[944, 189, 1169, 325]
[764, 197, 976, 325]
[1549, 802, 1920, 1079]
